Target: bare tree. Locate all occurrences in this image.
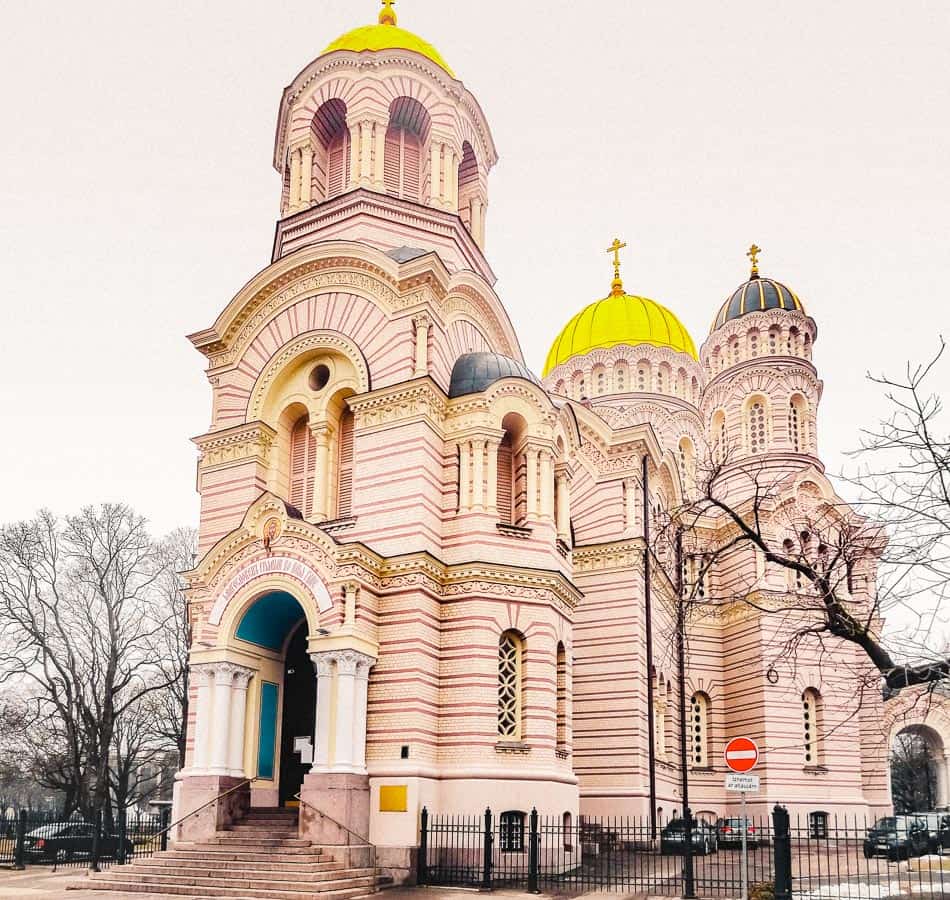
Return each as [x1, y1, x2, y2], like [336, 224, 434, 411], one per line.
[0, 506, 182, 818]
[890, 731, 937, 813]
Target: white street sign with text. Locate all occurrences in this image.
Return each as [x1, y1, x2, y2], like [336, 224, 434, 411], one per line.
[725, 772, 760, 792]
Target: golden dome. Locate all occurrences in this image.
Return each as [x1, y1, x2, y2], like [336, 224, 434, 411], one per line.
[543, 239, 697, 376]
[322, 2, 454, 76]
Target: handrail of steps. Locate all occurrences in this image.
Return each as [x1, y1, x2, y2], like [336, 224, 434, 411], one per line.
[156, 776, 259, 846]
[293, 790, 376, 875]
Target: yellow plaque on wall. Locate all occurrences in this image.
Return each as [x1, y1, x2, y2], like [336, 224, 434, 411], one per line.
[379, 785, 408, 812]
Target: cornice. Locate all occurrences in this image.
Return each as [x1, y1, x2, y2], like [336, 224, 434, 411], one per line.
[347, 378, 447, 431]
[193, 421, 277, 472]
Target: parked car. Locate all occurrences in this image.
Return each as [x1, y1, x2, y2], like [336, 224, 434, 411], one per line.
[915, 812, 950, 853]
[22, 822, 133, 862]
[716, 817, 765, 849]
[660, 819, 718, 855]
[862, 816, 930, 860]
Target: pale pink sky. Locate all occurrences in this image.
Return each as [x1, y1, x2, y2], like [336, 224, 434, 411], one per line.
[1, 0, 947, 545]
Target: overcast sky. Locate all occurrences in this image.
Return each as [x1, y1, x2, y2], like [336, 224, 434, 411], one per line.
[1, 0, 947, 545]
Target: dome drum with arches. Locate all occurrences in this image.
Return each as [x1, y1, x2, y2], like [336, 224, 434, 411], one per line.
[543, 239, 697, 377]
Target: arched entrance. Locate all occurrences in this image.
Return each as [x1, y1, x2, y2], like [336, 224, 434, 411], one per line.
[892, 724, 948, 811]
[279, 622, 316, 804]
[233, 590, 316, 807]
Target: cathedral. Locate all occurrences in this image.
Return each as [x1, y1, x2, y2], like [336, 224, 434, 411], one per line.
[175, 2, 892, 882]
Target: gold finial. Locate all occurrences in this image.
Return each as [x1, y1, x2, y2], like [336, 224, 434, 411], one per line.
[747, 243, 762, 278]
[379, 0, 397, 26]
[606, 237, 627, 295]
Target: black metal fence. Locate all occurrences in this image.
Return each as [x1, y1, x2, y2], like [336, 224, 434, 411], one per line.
[0, 807, 169, 872]
[419, 806, 950, 897]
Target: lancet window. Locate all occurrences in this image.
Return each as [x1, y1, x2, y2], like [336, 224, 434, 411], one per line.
[289, 414, 316, 517]
[690, 692, 710, 767]
[385, 97, 429, 202]
[802, 688, 822, 766]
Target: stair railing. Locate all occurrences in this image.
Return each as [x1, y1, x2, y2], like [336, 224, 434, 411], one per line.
[154, 777, 259, 850]
[293, 791, 376, 876]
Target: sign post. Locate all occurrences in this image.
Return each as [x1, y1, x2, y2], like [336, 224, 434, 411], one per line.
[724, 738, 760, 900]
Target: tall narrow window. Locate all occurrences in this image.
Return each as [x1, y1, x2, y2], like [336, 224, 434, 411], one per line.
[748, 399, 767, 454]
[802, 688, 822, 766]
[748, 330, 759, 357]
[678, 437, 695, 495]
[313, 99, 349, 201]
[789, 395, 808, 452]
[289, 415, 315, 517]
[615, 362, 627, 392]
[336, 409, 354, 517]
[711, 410, 727, 463]
[384, 97, 429, 202]
[690, 693, 709, 767]
[497, 433, 514, 525]
[656, 367, 665, 393]
[768, 328, 779, 355]
[498, 632, 523, 739]
[556, 642, 568, 754]
[596, 368, 606, 395]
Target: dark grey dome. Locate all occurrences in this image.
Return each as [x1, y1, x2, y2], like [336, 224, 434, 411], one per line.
[448, 352, 540, 398]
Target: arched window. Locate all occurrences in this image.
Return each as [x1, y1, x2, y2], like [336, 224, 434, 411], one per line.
[803, 333, 812, 360]
[711, 347, 721, 373]
[498, 631, 524, 739]
[636, 361, 651, 392]
[594, 366, 607, 396]
[788, 326, 801, 356]
[385, 97, 429, 202]
[657, 364, 670, 394]
[748, 329, 759, 357]
[747, 397, 768, 454]
[802, 688, 822, 766]
[562, 811, 574, 851]
[730, 338, 740, 366]
[457, 141, 479, 232]
[497, 414, 527, 526]
[768, 328, 780, 355]
[711, 410, 727, 463]
[678, 437, 695, 496]
[289, 414, 316, 517]
[336, 408, 354, 517]
[614, 362, 628, 392]
[313, 99, 349, 201]
[690, 692, 710, 767]
[788, 394, 808, 452]
[556, 642, 568, 754]
[691, 376, 699, 404]
[500, 810, 526, 852]
[554, 379, 565, 396]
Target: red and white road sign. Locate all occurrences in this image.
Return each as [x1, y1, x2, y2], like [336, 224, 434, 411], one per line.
[724, 737, 759, 773]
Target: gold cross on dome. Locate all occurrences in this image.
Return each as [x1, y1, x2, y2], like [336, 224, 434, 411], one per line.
[606, 237, 627, 278]
[747, 243, 762, 277]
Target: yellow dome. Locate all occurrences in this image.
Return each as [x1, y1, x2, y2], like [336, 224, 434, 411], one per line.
[543, 291, 698, 376]
[322, 22, 454, 77]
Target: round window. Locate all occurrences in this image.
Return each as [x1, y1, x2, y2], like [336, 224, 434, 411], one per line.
[309, 364, 330, 391]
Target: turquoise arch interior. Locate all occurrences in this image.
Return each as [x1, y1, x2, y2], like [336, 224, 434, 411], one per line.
[235, 590, 307, 651]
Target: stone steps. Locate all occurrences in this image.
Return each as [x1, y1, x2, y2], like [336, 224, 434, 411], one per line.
[68, 806, 386, 898]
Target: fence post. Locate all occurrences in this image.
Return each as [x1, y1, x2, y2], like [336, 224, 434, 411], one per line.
[117, 807, 127, 865]
[417, 806, 428, 886]
[159, 806, 170, 852]
[481, 807, 492, 890]
[89, 808, 103, 872]
[773, 804, 792, 900]
[528, 807, 539, 894]
[13, 810, 27, 870]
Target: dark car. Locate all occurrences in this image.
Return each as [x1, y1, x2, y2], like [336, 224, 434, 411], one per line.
[716, 817, 765, 849]
[660, 818, 718, 855]
[862, 816, 930, 861]
[915, 813, 950, 854]
[23, 822, 133, 862]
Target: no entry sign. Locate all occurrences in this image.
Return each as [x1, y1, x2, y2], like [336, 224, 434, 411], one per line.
[724, 737, 759, 773]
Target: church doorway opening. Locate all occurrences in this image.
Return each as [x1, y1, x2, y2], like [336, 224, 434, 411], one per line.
[279, 621, 316, 805]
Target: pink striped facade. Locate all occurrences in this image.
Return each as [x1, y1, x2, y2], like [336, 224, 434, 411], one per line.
[176, 22, 893, 883]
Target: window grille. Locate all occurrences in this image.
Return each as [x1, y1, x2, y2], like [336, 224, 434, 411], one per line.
[803, 689, 821, 765]
[748, 400, 767, 454]
[690, 693, 709, 766]
[500, 811, 525, 852]
[498, 633, 521, 738]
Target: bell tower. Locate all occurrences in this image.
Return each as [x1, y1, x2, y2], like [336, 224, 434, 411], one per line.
[270, 1, 498, 277]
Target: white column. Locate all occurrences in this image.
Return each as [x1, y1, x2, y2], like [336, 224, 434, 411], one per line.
[343, 582, 359, 626]
[333, 652, 358, 772]
[937, 754, 950, 809]
[359, 120, 373, 187]
[447, 148, 459, 210]
[348, 123, 361, 188]
[555, 467, 571, 541]
[288, 148, 302, 210]
[190, 664, 215, 773]
[227, 668, 253, 776]
[429, 142, 442, 205]
[310, 422, 331, 521]
[208, 666, 234, 775]
[311, 654, 334, 772]
[472, 439, 485, 511]
[351, 655, 374, 774]
[413, 314, 430, 377]
[373, 122, 386, 190]
[458, 441, 472, 512]
[525, 447, 539, 521]
[299, 145, 313, 207]
[540, 450, 555, 521]
[486, 438, 499, 516]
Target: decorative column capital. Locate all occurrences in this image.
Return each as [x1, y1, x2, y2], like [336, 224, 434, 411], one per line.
[191, 662, 217, 687]
[412, 313, 431, 332]
[211, 661, 255, 688]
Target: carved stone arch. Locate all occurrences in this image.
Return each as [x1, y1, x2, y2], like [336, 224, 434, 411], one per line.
[486, 381, 556, 434]
[248, 330, 371, 420]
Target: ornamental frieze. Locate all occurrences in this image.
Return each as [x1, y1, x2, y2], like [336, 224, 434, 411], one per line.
[194, 422, 276, 471]
[349, 382, 446, 429]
